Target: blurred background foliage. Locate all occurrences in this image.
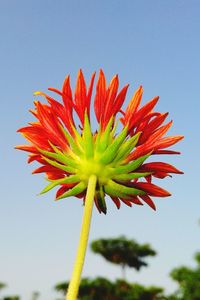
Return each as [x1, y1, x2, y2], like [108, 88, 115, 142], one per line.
[2, 236, 200, 300]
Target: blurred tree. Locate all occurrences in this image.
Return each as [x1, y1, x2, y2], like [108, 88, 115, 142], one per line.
[115, 280, 164, 300]
[169, 251, 200, 300]
[0, 283, 20, 300]
[90, 236, 156, 279]
[31, 291, 40, 300]
[55, 282, 68, 296]
[3, 297, 20, 300]
[54, 277, 164, 300]
[0, 283, 6, 291]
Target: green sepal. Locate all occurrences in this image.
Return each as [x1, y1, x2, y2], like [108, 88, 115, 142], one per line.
[108, 119, 118, 143]
[114, 153, 151, 174]
[40, 175, 80, 195]
[104, 180, 145, 198]
[59, 124, 83, 156]
[38, 145, 77, 168]
[99, 126, 128, 165]
[82, 113, 94, 158]
[95, 117, 113, 153]
[94, 128, 101, 152]
[71, 124, 84, 149]
[95, 184, 107, 214]
[112, 132, 141, 163]
[48, 141, 79, 166]
[42, 156, 76, 174]
[56, 181, 86, 200]
[113, 172, 152, 181]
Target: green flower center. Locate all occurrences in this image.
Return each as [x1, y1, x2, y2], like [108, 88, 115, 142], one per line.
[78, 158, 114, 185]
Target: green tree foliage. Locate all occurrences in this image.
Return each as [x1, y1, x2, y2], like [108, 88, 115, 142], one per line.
[31, 291, 40, 300]
[0, 283, 6, 291]
[0, 283, 20, 300]
[90, 236, 156, 278]
[54, 277, 164, 300]
[169, 251, 200, 300]
[55, 282, 68, 296]
[3, 297, 20, 300]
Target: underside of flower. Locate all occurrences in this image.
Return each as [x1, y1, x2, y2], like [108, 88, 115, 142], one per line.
[16, 69, 183, 214]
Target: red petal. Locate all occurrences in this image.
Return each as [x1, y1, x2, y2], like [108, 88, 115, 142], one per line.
[128, 96, 159, 130]
[32, 165, 65, 175]
[154, 135, 184, 150]
[101, 75, 119, 129]
[17, 125, 51, 149]
[74, 69, 87, 124]
[62, 75, 73, 101]
[86, 72, 96, 119]
[55, 183, 75, 199]
[106, 75, 119, 108]
[110, 196, 121, 209]
[139, 195, 156, 210]
[153, 150, 181, 155]
[120, 198, 132, 207]
[112, 84, 129, 115]
[48, 87, 63, 96]
[144, 121, 173, 146]
[139, 162, 183, 174]
[139, 113, 169, 144]
[129, 196, 144, 206]
[125, 86, 143, 120]
[15, 144, 38, 153]
[94, 69, 106, 123]
[153, 172, 172, 179]
[46, 172, 65, 180]
[27, 154, 42, 163]
[134, 182, 171, 197]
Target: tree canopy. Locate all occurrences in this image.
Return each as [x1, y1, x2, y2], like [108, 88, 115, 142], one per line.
[55, 277, 164, 300]
[169, 251, 200, 300]
[90, 236, 156, 275]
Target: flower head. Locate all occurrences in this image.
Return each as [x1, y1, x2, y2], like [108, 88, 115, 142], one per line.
[16, 70, 183, 214]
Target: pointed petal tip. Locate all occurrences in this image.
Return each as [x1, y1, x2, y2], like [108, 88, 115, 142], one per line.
[78, 68, 84, 77]
[33, 91, 42, 96]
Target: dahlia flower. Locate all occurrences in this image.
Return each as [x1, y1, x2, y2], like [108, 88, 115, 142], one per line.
[16, 70, 183, 300]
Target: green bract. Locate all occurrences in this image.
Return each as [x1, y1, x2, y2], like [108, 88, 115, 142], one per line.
[39, 114, 150, 213]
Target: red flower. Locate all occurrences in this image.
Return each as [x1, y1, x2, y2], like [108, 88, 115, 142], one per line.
[16, 69, 183, 213]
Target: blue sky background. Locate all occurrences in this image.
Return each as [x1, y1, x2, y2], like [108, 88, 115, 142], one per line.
[0, 1, 200, 299]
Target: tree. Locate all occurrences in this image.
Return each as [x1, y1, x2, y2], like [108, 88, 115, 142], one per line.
[90, 236, 156, 279]
[0, 283, 20, 300]
[31, 291, 40, 300]
[54, 277, 164, 300]
[3, 297, 20, 300]
[0, 283, 6, 291]
[169, 251, 200, 300]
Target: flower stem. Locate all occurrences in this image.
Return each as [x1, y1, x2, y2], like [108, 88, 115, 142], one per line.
[66, 174, 97, 300]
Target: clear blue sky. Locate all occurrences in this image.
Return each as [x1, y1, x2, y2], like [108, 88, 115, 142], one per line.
[1, 1, 200, 299]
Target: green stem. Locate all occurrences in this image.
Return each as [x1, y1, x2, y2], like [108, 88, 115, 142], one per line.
[66, 175, 97, 300]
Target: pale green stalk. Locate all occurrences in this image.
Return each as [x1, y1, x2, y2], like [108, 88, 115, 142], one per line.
[66, 175, 97, 300]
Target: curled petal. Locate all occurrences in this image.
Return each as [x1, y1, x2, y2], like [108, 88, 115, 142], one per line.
[139, 195, 156, 210]
[138, 162, 183, 174]
[133, 182, 171, 197]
